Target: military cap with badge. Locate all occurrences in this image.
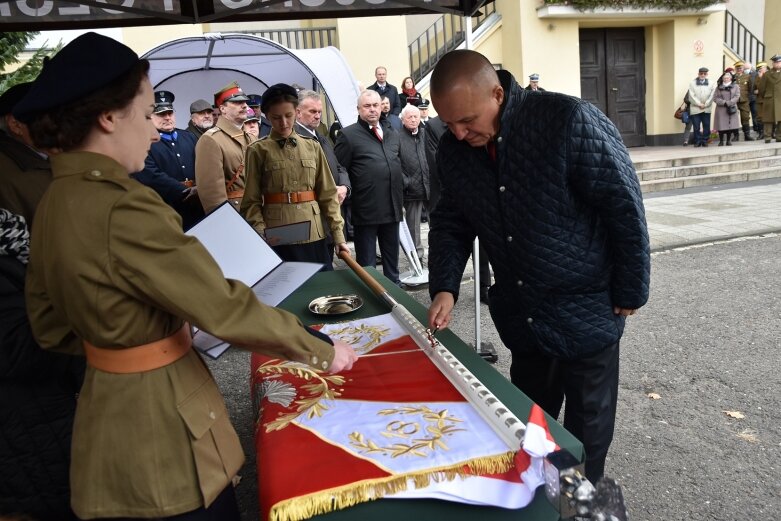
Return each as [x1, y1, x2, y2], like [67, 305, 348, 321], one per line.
[153, 90, 175, 114]
[214, 81, 249, 107]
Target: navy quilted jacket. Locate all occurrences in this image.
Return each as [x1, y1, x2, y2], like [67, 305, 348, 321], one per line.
[429, 71, 650, 359]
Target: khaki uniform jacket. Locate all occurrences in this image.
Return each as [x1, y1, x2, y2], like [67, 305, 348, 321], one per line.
[0, 131, 51, 225]
[758, 69, 781, 123]
[194, 117, 253, 213]
[240, 131, 345, 244]
[25, 152, 334, 519]
[736, 72, 751, 105]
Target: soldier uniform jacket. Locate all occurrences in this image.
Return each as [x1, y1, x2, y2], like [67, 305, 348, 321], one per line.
[194, 116, 253, 213]
[240, 131, 345, 244]
[0, 131, 51, 226]
[736, 72, 751, 104]
[25, 152, 335, 519]
[758, 68, 781, 122]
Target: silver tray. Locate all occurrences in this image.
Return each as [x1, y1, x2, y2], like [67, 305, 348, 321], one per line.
[308, 294, 364, 315]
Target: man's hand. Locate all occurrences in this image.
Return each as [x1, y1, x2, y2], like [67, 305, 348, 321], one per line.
[428, 292, 455, 331]
[335, 242, 350, 255]
[182, 186, 198, 201]
[613, 307, 638, 317]
[336, 185, 348, 204]
[328, 340, 358, 373]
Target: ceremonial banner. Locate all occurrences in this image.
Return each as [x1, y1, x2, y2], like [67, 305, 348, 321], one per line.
[251, 313, 556, 521]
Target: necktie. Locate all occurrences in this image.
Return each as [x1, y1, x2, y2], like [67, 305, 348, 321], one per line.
[372, 126, 383, 142]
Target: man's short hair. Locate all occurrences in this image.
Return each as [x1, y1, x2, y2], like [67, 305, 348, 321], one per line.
[297, 89, 321, 104]
[375, 66, 387, 74]
[358, 90, 380, 108]
[400, 105, 420, 118]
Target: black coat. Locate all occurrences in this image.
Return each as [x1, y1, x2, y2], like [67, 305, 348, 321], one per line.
[398, 127, 429, 201]
[368, 82, 401, 115]
[132, 129, 204, 230]
[430, 71, 650, 360]
[335, 119, 403, 226]
[423, 116, 447, 212]
[0, 256, 83, 521]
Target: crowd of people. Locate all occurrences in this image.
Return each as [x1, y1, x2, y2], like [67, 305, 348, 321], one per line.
[682, 57, 781, 146]
[0, 33, 651, 521]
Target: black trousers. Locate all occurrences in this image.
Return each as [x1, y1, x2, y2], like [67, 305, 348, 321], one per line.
[353, 222, 400, 284]
[509, 343, 620, 483]
[91, 484, 240, 521]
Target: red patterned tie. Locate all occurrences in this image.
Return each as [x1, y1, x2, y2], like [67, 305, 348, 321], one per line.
[372, 125, 383, 142]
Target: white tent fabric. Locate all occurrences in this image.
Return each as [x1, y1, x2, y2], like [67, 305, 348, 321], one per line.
[142, 34, 360, 125]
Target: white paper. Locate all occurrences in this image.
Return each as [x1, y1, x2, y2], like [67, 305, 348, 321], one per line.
[252, 262, 323, 307]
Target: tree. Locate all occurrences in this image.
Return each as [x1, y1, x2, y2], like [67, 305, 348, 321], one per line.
[0, 32, 61, 94]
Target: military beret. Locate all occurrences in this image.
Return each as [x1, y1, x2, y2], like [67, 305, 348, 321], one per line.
[13, 32, 139, 122]
[698, 67, 709, 73]
[261, 83, 298, 114]
[246, 94, 263, 108]
[529, 73, 540, 81]
[189, 99, 212, 114]
[772, 55, 781, 63]
[419, 99, 430, 109]
[244, 107, 260, 123]
[153, 90, 175, 114]
[0, 82, 32, 116]
[214, 81, 249, 107]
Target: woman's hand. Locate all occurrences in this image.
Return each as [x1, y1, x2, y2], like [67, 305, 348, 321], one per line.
[428, 292, 455, 331]
[328, 340, 358, 373]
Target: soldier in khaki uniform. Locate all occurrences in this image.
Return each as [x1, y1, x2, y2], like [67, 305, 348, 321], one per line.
[13, 33, 357, 520]
[754, 61, 768, 139]
[195, 82, 255, 213]
[241, 84, 347, 268]
[757, 55, 781, 143]
[734, 61, 755, 141]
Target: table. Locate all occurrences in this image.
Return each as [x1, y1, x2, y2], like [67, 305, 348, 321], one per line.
[276, 267, 584, 521]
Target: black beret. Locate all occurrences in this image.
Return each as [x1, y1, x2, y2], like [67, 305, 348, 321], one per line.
[13, 32, 139, 122]
[0, 82, 32, 116]
[261, 84, 298, 114]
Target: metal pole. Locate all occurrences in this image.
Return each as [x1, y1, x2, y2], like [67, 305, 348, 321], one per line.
[473, 238, 481, 350]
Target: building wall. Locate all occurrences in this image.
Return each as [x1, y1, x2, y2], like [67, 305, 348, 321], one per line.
[764, 1, 781, 59]
[726, 0, 765, 42]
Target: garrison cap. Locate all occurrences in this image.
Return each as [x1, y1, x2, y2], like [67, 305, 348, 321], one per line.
[733, 60, 744, 67]
[246, 94, 263, 108]
[418, 99, 430, 109]
[757, 61, 767, 69]
[214, 81, 249, 107]
[0, 82, 32, 116]
[245, 107, 260, 123]
[13, 32, 139, 122]
[698, 67, 709, 73]
[189, 99, 212, 114]
[529, 73, 540, 81]
[153, 90, 175, 114]
[261, 83, 298, 114]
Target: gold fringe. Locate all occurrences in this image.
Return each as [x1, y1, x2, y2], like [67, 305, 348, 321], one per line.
[268, 451, 516, 521]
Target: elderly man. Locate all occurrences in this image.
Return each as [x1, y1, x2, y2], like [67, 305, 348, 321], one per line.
[132, 90, 204, 230]
[426, 50, 650, 483]
[367, 66, 401, 116]
[398, 104, 429, 259]
[187, 99, 214, 139]
[687, 67, 715, 148]
[335, 90, 404, 285]
[0, 83, 51, 225]
[195, 81, 254, 212]
[295, 89, 352, 261]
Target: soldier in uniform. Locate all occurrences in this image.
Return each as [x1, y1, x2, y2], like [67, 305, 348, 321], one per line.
[757, 55, 781, 143]
[195, 81, 253, 213]
[734, 61, 755, 141]
[13, 32, 357, 521]
[241, 84, 347, 268]
[524, 73, 546, 92]
[132, 90, 205, 230]
[754, 62, 768, 140]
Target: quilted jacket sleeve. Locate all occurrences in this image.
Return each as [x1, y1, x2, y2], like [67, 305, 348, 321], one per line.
[565, 102, 651, 310]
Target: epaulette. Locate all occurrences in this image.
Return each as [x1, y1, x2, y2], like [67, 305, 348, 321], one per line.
[204, 127, 222, 136]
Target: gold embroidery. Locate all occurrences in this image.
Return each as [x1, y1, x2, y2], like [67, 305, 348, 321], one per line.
[255, 360, 345, 432]
[324, 323, 390, 354]
[348, 406, 466, 458]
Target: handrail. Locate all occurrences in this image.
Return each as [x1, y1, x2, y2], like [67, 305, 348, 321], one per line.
[233, 27, 338, 49]
[408, 1, 496, 83]
[724, 10, 764, 67]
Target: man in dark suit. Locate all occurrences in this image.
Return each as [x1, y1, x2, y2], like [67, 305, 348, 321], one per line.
[295, 89, 352, 258]
[335, 90, 404, 285]
[367, 66, 401, 116]
[132, 90, 204, 230]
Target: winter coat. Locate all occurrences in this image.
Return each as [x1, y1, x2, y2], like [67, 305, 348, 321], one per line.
[398, 127, 430, 201]
[429, 70, 650, 360]
[758, 69, 781, 123]
[712, 83, 741, 131]
[687, 78, 715, 115]
[367, 82, 401, 116]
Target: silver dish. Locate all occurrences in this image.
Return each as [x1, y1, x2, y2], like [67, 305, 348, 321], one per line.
[308, 294, 364, 315]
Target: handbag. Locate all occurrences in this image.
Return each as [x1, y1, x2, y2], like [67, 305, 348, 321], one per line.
[674, 103, 685, 120]
[727, 104, 738, 115]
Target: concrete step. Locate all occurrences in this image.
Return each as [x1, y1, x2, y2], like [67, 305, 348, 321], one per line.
[633, 144, 781, 171]
[640, 166, 781, 193]
[638, 155, 781, 182]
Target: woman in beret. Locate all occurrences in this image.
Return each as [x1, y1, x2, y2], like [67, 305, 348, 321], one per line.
[240, 84, 347, 268]
[14, 33, 356, 520]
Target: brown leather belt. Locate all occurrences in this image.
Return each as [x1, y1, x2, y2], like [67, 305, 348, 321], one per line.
[263, 190, 316, 204]
[227, 189, 244, 201]
[83, 324, 192, 374]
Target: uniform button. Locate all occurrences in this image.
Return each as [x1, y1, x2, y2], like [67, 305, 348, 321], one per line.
[499, 186, 506, 192]
[517, 280, 523, 286]
[527, 317, 533, 324]
[176, 153, 181, 157]
[506, 236, 513, 242]
[311, 356, 318, 365]
[209, 411, 216, 420]
[90, 170, 101, 177]
[497, 136, 503, 143]
[321, 361, 329, 370]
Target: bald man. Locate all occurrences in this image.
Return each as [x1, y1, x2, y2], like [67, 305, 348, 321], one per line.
[426, 50, 650, 483]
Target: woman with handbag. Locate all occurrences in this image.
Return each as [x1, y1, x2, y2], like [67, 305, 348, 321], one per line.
[687, 67, 715, 147]
[713, 71, 741, 146]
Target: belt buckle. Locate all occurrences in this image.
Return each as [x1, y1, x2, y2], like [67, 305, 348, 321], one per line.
[286, 192, 293, 203]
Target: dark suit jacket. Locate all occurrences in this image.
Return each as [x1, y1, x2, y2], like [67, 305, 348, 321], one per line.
[424, 116, 447, 212]
[368, 82, 401, 115]
[334, 119, 403, 226]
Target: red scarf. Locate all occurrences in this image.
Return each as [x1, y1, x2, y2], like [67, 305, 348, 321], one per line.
[402, 87, 417, 97]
